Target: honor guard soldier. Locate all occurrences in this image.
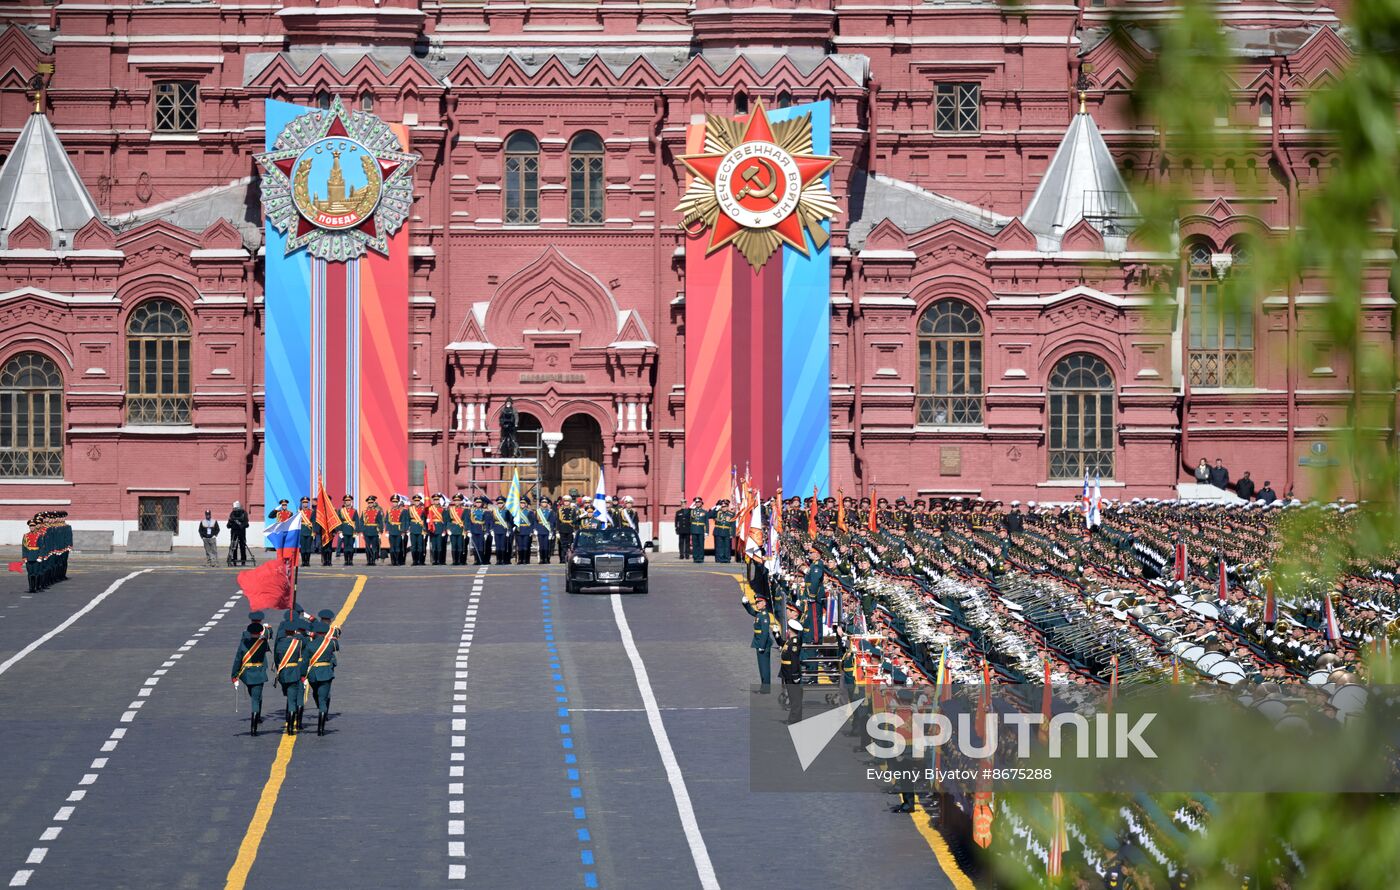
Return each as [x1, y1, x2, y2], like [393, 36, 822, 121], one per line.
[674, 501, 692, 560]
[361, 495, 386, 566]
[557, 491, 579, 556]
[269, 499, 293, 523]
[470, 497, 491, 565]
[305, 609, 340, 736]
[273, 617, 309, 735]
[427, 493, 448, 565]
[21, 518, 45, 592]
[689, 497, 711, 563]
[534, 497, 557, 564]
[620, 495, 640, 530]
[448, 494, 469, 565]
[336, 495, 359, 566]
[491, 496, 513, 565]
[232, 620, 271, 736]
[296, 497, 316, 567]
[714, 499, 736, 563]
[386, 495, 407, 566]
[742, 590, 781, 691]
[514, 496, 534, 564]
[407, 494, 428, 565]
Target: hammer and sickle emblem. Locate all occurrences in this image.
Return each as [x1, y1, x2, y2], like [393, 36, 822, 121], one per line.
[736, 158, 781, 204]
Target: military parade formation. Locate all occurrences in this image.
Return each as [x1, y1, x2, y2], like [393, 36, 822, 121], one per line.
[232, 604, 342, 737]
[738, 492, 1400, 883]
[256, 489, 644, 569]
[13, 511, 71, 593]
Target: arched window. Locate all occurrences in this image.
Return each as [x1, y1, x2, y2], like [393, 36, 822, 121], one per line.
[1258, 94, 1273, 126]
[568, 131, 604, 226]
[916, 300, 983, 425]
[0, 353, 63, 478]
[504, 131, 540, 226]
[126, 300, 191, 425]
[1048, 353, 1115, 479]
[776, 90, 793, 108]
[1186, 242, 1254, 387]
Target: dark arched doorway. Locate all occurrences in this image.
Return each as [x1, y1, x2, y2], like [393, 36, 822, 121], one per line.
[543, 414, 602, 500]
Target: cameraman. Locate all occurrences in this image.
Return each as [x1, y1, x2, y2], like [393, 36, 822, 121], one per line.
[227, 501, 251, 565]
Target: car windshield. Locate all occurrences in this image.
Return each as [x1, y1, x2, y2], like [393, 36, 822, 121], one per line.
[577, 527, 641, 549]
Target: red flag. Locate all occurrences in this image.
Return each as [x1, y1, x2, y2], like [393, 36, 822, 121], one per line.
[238, 560, 294, 613]
[1174, 541, 1187, 582]
[1217, 553, 1229, 603]
[1263, 577, 1277, 626]
[807, 485, 818, 537]
[867, 487, 878, 533]
[315, 475, 337, 546]
[7, 561, 23, 573]
[837, 490, 848, 533]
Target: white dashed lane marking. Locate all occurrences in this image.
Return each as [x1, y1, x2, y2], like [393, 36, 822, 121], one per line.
[7, 592, 242, 889]
[447, 566, 487, 882]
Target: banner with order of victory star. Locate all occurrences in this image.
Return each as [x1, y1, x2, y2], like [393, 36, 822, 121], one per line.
[255, 98, 417, 513]
[676, 100, 837, 504]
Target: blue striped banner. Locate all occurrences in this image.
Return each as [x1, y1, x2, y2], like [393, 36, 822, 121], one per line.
[770, 101, 832, 498]
[262, 99, 313, 511]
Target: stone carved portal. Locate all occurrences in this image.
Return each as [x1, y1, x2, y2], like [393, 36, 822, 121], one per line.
[541, 414, 602, 500]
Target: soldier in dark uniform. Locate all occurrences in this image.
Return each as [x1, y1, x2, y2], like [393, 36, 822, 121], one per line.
[336, 495, 359, 566]
[305, 609, 340, 736]
[742, 590, 781, 691]
[361, 495, 385, 566]
[491, 496, 513, 565]
[689, 497, 710, 563]
[714, 499, 736, 563]
[273, 618, 309, 735]
[407, 494, 428, 566]
[427, 494, 448, 565]
[21, 518, 44, 592]
[557, 490, 579, 557]
[514, 496, 534, 564]
[674, 502, 692, 560]
[448, 493, 469, 565]
[470, 497, 490, 564]
[232, 620, 270, 736]
[386, 494, 407, 566]
[778, 616, 805, 723]
[295, 498, 317, 565]
[535, 497, 558, 564]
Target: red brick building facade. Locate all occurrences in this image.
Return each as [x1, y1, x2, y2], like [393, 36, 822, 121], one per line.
[0, 0, 1392, 545]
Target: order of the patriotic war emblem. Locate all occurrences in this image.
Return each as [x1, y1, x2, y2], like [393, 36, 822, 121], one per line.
[256, 97, 419, 261]
[676, 99, 839, 270]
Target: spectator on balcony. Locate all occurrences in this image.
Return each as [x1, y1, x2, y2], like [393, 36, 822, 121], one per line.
[1209, 458, 1230, 490]
[1195, 458, 1211, 484]
[1257, 481, 1278, 504]
[1236, 471, 1256, 502]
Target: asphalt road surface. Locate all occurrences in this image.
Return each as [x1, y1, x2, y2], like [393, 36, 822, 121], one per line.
[0, 556, 962, 889]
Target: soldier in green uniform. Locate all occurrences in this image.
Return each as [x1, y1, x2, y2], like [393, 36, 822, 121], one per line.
[689, 496, 711, 563]
[21, 517, 44, 592]
[273, 617, 309, 735]
[360, 495, 386, 566]
[295, 497, 316, 567]
[387, 495, 407, 566]
[305, 609, 340, 736]
[557, 491, 579, 556]
[427, 493, 448, 565]
[406, 494, 428, 566]
[231, 620, 270, 736]
[713, 499, 736, 563]
[448, 493, 469, 565]
[336, 494, 359, 566]
[490, 496, 512, 565]
[535, 497, 557, 564]
[741, 590, 781, 691]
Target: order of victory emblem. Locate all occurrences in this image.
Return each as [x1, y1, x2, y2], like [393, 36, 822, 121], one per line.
[256, 97, 420, 261]
[676, 100, 839, 270]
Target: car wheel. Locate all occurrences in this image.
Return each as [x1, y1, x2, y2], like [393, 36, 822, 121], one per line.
[634, 581, 649, 594]
[565, 579, 577, 594]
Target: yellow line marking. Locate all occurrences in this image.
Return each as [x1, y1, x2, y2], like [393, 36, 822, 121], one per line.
[224, 574, 366, 890]
[909, 802, 977, 890]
